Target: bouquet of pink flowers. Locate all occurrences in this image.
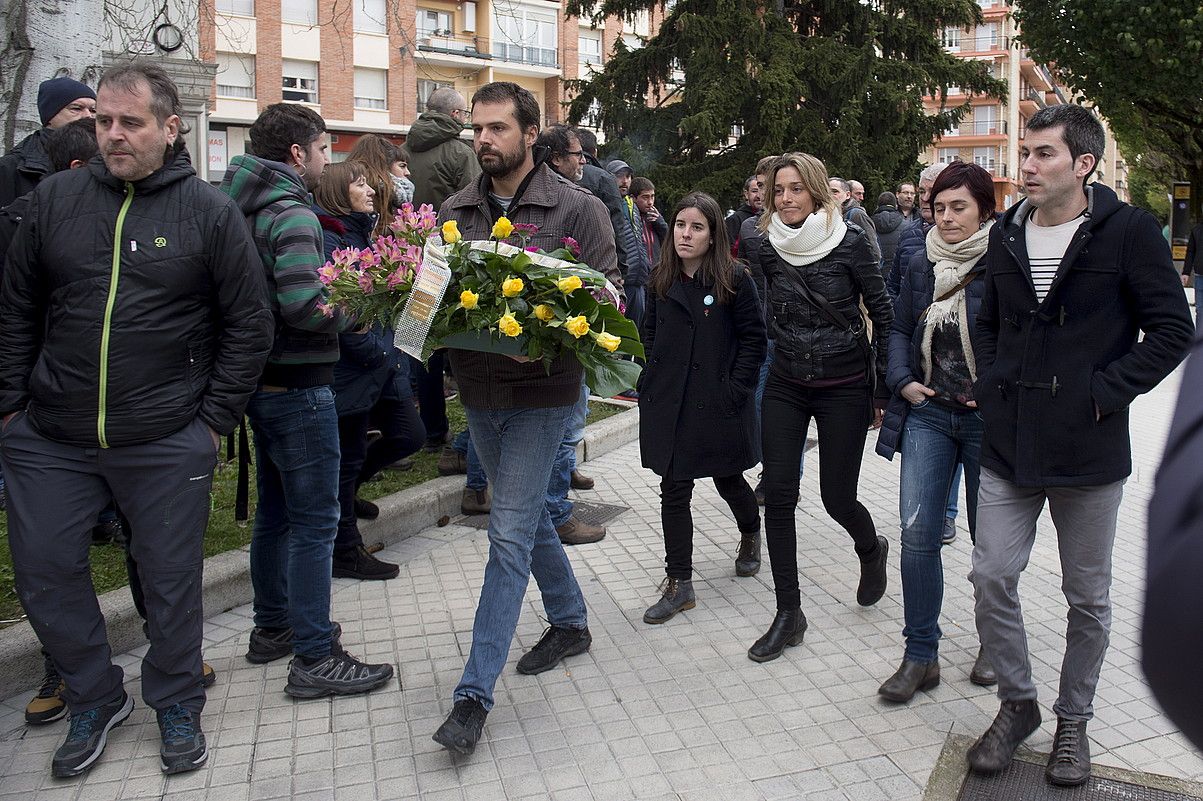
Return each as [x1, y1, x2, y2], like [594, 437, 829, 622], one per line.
[317, 202, 438, 328]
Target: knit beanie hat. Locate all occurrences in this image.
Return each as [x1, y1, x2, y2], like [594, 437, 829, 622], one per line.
[38, 77, 95, 126]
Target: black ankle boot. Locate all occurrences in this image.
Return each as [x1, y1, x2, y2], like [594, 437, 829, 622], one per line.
[734, 531, 761, 577]
[857, 535, 889, 606]
[747, 608, 807, 663]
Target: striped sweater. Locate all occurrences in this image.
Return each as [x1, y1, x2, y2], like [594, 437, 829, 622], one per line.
[221, 155, 353, 387]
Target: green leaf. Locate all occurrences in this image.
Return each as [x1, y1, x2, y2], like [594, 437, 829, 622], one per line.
[581, 355, 643, 398]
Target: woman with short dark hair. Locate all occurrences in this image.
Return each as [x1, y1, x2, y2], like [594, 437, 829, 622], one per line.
[875, 160, 998, 702]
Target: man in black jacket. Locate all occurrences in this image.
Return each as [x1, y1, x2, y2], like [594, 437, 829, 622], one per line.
[0, 76, 96, 209]
[0, 63, 273, 779]
[966, 105, 1193, 786]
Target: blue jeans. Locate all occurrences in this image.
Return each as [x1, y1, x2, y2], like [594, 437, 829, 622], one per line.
[247, 386, 341, 660]
[452, 430, 487, 491]
[455, 403, 588, 710]
[546, 379, 589, 528]
[898, 401, 982, 662]
[946, 463, 963, 519]
[756, 340, 805, 479]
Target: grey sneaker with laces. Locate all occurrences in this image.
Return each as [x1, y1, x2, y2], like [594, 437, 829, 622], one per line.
[51, 692, 134, 778]
[157, 703, 208, 774]
[284, 647, 394, 699]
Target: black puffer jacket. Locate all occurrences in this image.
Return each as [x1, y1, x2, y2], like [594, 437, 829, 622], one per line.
[0, 149, 274, 446]
[759, 223, 892, 395]
[0, 129, 52, 209]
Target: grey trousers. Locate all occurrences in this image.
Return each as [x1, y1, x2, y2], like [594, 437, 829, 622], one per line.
[970, 466, 1124, 721]
[2, 413, 216, 714]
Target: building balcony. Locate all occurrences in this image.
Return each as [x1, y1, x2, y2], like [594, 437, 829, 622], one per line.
[942, 119, 1008, 138]
[415, 31, 492, 68]
[1045, 85, 1069, 105]
[1020, 60, 1055, 92]
[1019, 87, 1046, 117]
[945, 35, 1008, 55]
[492, 42, 558, 69]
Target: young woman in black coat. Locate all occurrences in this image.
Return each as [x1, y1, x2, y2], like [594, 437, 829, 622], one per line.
[638, 192, 767, 624]
[750, 152, 893, 663]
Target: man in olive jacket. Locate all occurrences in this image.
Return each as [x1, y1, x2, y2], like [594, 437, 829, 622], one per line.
[407, 87, 480, 211]
[0, 63, 272, 779]
[966, 105, 1193, 786]
[431, 82, 619, 759]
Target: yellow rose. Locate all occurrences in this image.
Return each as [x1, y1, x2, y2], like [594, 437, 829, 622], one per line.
[534, 304, 555, 322]
[566, 315, 591, 339]
[441, 220, 461, 244]
[596, 332, 622, 352]
[491, 216, 514, 240]
[459, 289, 478, 310]
[501, 276, 524, 297]
[557, 275, 583, 294]
[498, 312, 523, 337]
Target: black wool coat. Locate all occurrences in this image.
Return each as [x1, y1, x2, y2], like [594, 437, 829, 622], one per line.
[638, 268, 767, 481]
[973, 183, 1193, 487]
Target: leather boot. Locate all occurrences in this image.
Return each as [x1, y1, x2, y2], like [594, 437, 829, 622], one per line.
[461, 487, 491, 515]
[557, 516, 605, 545]
[970, 647, 997, 686]
[570, 470, 595, 490]
[1045, 718, 1090, 787]
[856, 535, 889, 606]
[747, 608, 808, 663]
[877, 659, 940, 703]
[642, 577, 696, 624]
[734, 531, 761, 577]
[967, 699, 1042, 774]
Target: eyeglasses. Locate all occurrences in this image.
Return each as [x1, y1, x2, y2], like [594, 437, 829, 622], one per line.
[566, 150, 585, 160]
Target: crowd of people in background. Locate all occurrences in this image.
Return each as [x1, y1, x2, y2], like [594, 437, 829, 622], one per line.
[0, 63, 1197, 791]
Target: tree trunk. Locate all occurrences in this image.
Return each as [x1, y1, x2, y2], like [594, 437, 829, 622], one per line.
[0, 0, 33, 152]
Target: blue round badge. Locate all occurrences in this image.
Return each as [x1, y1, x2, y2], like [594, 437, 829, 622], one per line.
[703, 294, 714, 306]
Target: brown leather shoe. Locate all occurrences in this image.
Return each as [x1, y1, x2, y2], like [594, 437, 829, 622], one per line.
[556, 516, 605, 545]
[461, 487, 490, 515]
[570, 470, 595, 490]
[437, 447, 468, 476]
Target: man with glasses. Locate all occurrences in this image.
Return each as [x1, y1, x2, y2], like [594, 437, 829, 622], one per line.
[0, 77, 96, 208]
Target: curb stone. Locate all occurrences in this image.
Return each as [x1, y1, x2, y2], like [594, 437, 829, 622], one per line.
[0, 403, 639, 700]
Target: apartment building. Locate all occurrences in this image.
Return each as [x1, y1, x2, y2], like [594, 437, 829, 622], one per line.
[923, 0, 1128, 210]
[199, 0, 661, 175]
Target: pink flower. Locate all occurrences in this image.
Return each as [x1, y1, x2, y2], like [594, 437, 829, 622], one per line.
[525, 246, 539, 253]
[358, 271, 375, 294]
[560, 236, 580, 257]
[387, 268, 409, 289]
[317, 301, 334, 317]
[513, 223, 539, 236]
[318, 263, 341, 285]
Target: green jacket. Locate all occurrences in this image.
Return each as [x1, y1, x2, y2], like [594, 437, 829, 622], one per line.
[406, 111, 480, 210]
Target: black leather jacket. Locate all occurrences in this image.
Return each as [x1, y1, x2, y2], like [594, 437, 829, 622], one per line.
[759, 224, 892, 394]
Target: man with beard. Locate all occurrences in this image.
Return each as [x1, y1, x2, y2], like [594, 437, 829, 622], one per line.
[725, 174, 763, 255]
[220, 103, 394, 700]
[896, 181, 918, 221]
[432, 82, 619, 757]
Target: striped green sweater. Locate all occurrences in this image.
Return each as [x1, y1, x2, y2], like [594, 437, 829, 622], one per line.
[221, 154, 353, 387]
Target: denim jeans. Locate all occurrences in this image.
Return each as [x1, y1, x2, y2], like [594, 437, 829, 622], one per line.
[246, 386, 340, 660]
[945, 463, 963, 519]
[898, 401, 983, 662]
[755, 341, 804, 479]
[546, 378, 589, 528]
[452, 430, 487, 491]
[455, 403, 588, 711]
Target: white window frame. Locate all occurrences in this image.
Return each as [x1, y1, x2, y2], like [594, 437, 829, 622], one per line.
[281, 0, 318, 25]
[418, 8, 453, 36]
[216, 53, 256, 99]
[937, 148, 959, 164]
[282, 60, 319, 104]
[216, 0, 254, 15]
[492, 3, 558, 67]
[353, 0, 387, 33]
[578, 31, 602, 65]
[354, 68, 388, 110]
[418, 79, 454, 112]
[942, 26, 962, 51]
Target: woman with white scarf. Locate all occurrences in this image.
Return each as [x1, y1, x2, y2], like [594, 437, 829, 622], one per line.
[749, 152, 894, 663]
[875, 161, 997, 703]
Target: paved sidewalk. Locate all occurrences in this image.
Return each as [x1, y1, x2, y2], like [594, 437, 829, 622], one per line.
[1, 367, 1201, 801]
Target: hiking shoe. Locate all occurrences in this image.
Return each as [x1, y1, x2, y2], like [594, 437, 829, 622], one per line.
[333, 545, 400, 580]
[433, 698, 488, 755]
[246, 622, 342, 664]
[51, 692, 134, 778]
[643, 577, 696, 624]
[461, 487, 491, 515]
[25, 657, 67, 725]
[91, 517, 124, 547]
[201, 662, 216, 689]
[284, 647, 394, 699]
[353, 498, 379, 520]
[516, 625, 592, 675]
[437, 447, 468, 476]
[556, 515, 605, 545]
[157, 704, 208, 775]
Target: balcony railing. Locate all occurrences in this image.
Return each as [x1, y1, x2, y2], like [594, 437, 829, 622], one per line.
[945, 35, 1008, 52]
[945, 119, 1008, 136]
[492, 42, 558, 68]
[417, 31, 491, 59]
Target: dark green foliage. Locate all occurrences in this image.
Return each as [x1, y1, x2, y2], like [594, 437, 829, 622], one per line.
[566, 0, 1006, 208]
[1014, 1, 1203, 218]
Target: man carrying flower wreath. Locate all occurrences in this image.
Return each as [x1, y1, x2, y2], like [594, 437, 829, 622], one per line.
[430, 81, 621, 757]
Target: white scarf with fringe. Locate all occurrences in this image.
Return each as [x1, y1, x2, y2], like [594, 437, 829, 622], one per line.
[920, 221, 993, 384]
[766, 209, 847, 266]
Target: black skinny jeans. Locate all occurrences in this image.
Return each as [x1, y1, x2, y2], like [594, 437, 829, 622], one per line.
[335, 396, 426, 552]
[661, 474, 760, 580]
[411, 351, 448, 441]
[761, 375, 879, 610]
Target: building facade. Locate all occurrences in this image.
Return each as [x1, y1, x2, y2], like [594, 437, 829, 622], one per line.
[200, 0, 662, 176]
[923, 0, 1127, 210]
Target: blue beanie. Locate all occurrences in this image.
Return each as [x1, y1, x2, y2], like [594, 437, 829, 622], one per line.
[38, 77, 95, 126]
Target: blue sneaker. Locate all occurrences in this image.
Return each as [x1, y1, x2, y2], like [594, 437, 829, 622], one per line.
[157, 704, 208, 774]
[51, 692, 134, 778]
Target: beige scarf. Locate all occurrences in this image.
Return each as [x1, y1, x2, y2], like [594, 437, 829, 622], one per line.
[920, 221, 993, 384]
[766, 209, 848, 266]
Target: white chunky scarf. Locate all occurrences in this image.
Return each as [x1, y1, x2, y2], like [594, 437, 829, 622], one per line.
[920, 221, 993, 384]
[766, 209, 848, 266]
